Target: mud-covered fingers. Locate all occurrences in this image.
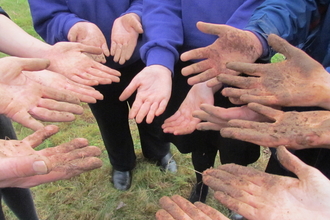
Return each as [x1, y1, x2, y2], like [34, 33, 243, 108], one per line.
[213, 191, 255, 220]
[159, 196, 192, 220]
[171, 195, 213, 220]
[217, 74, 259, 89]
[22, 125, 59, 148]
[86, 67, 120, 84]
[194, 202, 230, 220]
[226, 62, 264, 77]
[41, 85, 81, 105]
[156, 209, 176, 220]
[39, 138, 91, 156]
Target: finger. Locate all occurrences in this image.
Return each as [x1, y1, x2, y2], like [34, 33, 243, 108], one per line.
[187, 68, 220, 85]
[196, 122, 223, 131]
[37, 99, 83, 114]
[156, 209, 175, 220]
[226, 62, 263, 77]
[159, 196, 192, 220]
[267, 34, 295, 59]
[181, 48, 208, 64]
[19, 58, 50, 72]
[240, 94, 280, 106]
[135, 102, 152, 124]
[124, 42, 135, 62]
[196, 21, 227, 36]
[76, 43, 103, 56]
[119, 82, 138, 101]
[131, 18, 143, 34]
[276, 146, 318, 179]
[206, 78, 223, 87]
[41, 85, 81, 105]
[119, 43, 128, 65]
[29, 107, 76, 122]
[247, 103, 282, 121]
[23, 125, 59, 148]
[69, 75, 99, 86]
[221, 87, 246, 99]
[113, 44, 123, 63]
[18, 157, 102, 188]
[0, 155, 51, 181]
[39, 138, 90, 156]
[91, 61, 121, 77]
[171, 195, 212, 220]
[87, 68, 120, 84]
[10, 110, 45, 131]
[101, 42, 110, 57]
[194, 202, 229, 220]
[217, 74, 259, 89]
[146, 102, 158, 124]
[213, 191, 254, 220]
[181, 60, 210, 76]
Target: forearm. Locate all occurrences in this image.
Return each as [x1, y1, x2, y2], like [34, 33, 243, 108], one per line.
[0, 14, 52, 57]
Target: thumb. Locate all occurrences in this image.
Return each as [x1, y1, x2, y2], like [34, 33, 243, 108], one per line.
[276, 146, 313, 179]
[196, 21, 228, 36]
[15, 57, 50, 72]
[0, 155, 51, 180]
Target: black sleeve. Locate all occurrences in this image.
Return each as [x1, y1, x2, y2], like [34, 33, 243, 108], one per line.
[0, 7, 10, 18]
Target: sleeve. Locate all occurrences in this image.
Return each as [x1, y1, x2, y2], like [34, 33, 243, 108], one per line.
[244, 0, 320, 59]
[122, 0, 143, 18]
[27, 0, 86, 44]
[0, 7, 9, 18]
[139, 0, 183, 73]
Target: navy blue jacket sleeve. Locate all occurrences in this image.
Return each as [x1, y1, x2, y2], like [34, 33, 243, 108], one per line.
[244, 0, 320, 59]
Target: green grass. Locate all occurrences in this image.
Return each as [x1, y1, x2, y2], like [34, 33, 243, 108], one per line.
[1, 1, 270, 219]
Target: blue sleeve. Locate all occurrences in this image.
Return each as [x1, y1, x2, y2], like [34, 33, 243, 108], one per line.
[122, 0, 143, 18]
[140, 0, 183, 73]
[244, 0, 320, 60]
[28, 0, 87, 44]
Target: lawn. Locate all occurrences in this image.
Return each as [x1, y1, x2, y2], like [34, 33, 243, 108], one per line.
[1, 1, 270, 219]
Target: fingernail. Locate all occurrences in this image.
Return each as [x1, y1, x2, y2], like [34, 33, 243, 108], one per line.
[33, 161, 48, 174]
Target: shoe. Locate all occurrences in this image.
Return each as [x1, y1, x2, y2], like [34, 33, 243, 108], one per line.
[188, 182, 208, 203]
[229, 211, 247, 220]
[111, 169, 132, 191]
[157, 152, 177, 173]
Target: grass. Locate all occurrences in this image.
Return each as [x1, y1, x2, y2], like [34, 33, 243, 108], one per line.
[1, 1, 270, 219]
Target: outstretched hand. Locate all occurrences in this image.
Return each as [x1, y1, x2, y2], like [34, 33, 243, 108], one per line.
[119, 65, 172, 124]
[162, 82, 215, 135]
[180, 22, 262, 86]
[0, 125, 102, 188]
[220, 34, 330, 109]
[156, 195, 230, 220]
[111, 13, 143, 65]
[0, 57, 83, 131]
[221, 103, 330, 149]
[45, 42, 121, 86]
[203, 146, 330, 220]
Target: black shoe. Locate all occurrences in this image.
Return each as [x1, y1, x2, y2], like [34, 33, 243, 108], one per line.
[188, 182, 208, 203]
[157, 152, 177, 173]
[111, 169, 132, 191]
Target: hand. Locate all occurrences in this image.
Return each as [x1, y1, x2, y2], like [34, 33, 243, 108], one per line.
[220, 34, 330, 109]
[45, 42, 121, 86]
[0, 57, 83, 131]
[0, 125, 102, 188]
[221, 102, 330, 149]
[68, 21, 109, 61]
[180, 22, 262, 86]
[193, 104, 267, 131]
[111, 13, 143, 65]
[203, 146, 330, 220]
[24, 69, 103, 103]
[162, 81, 215, 135]
[119, 65, 172, 124]
[156, 195, 229, 220]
